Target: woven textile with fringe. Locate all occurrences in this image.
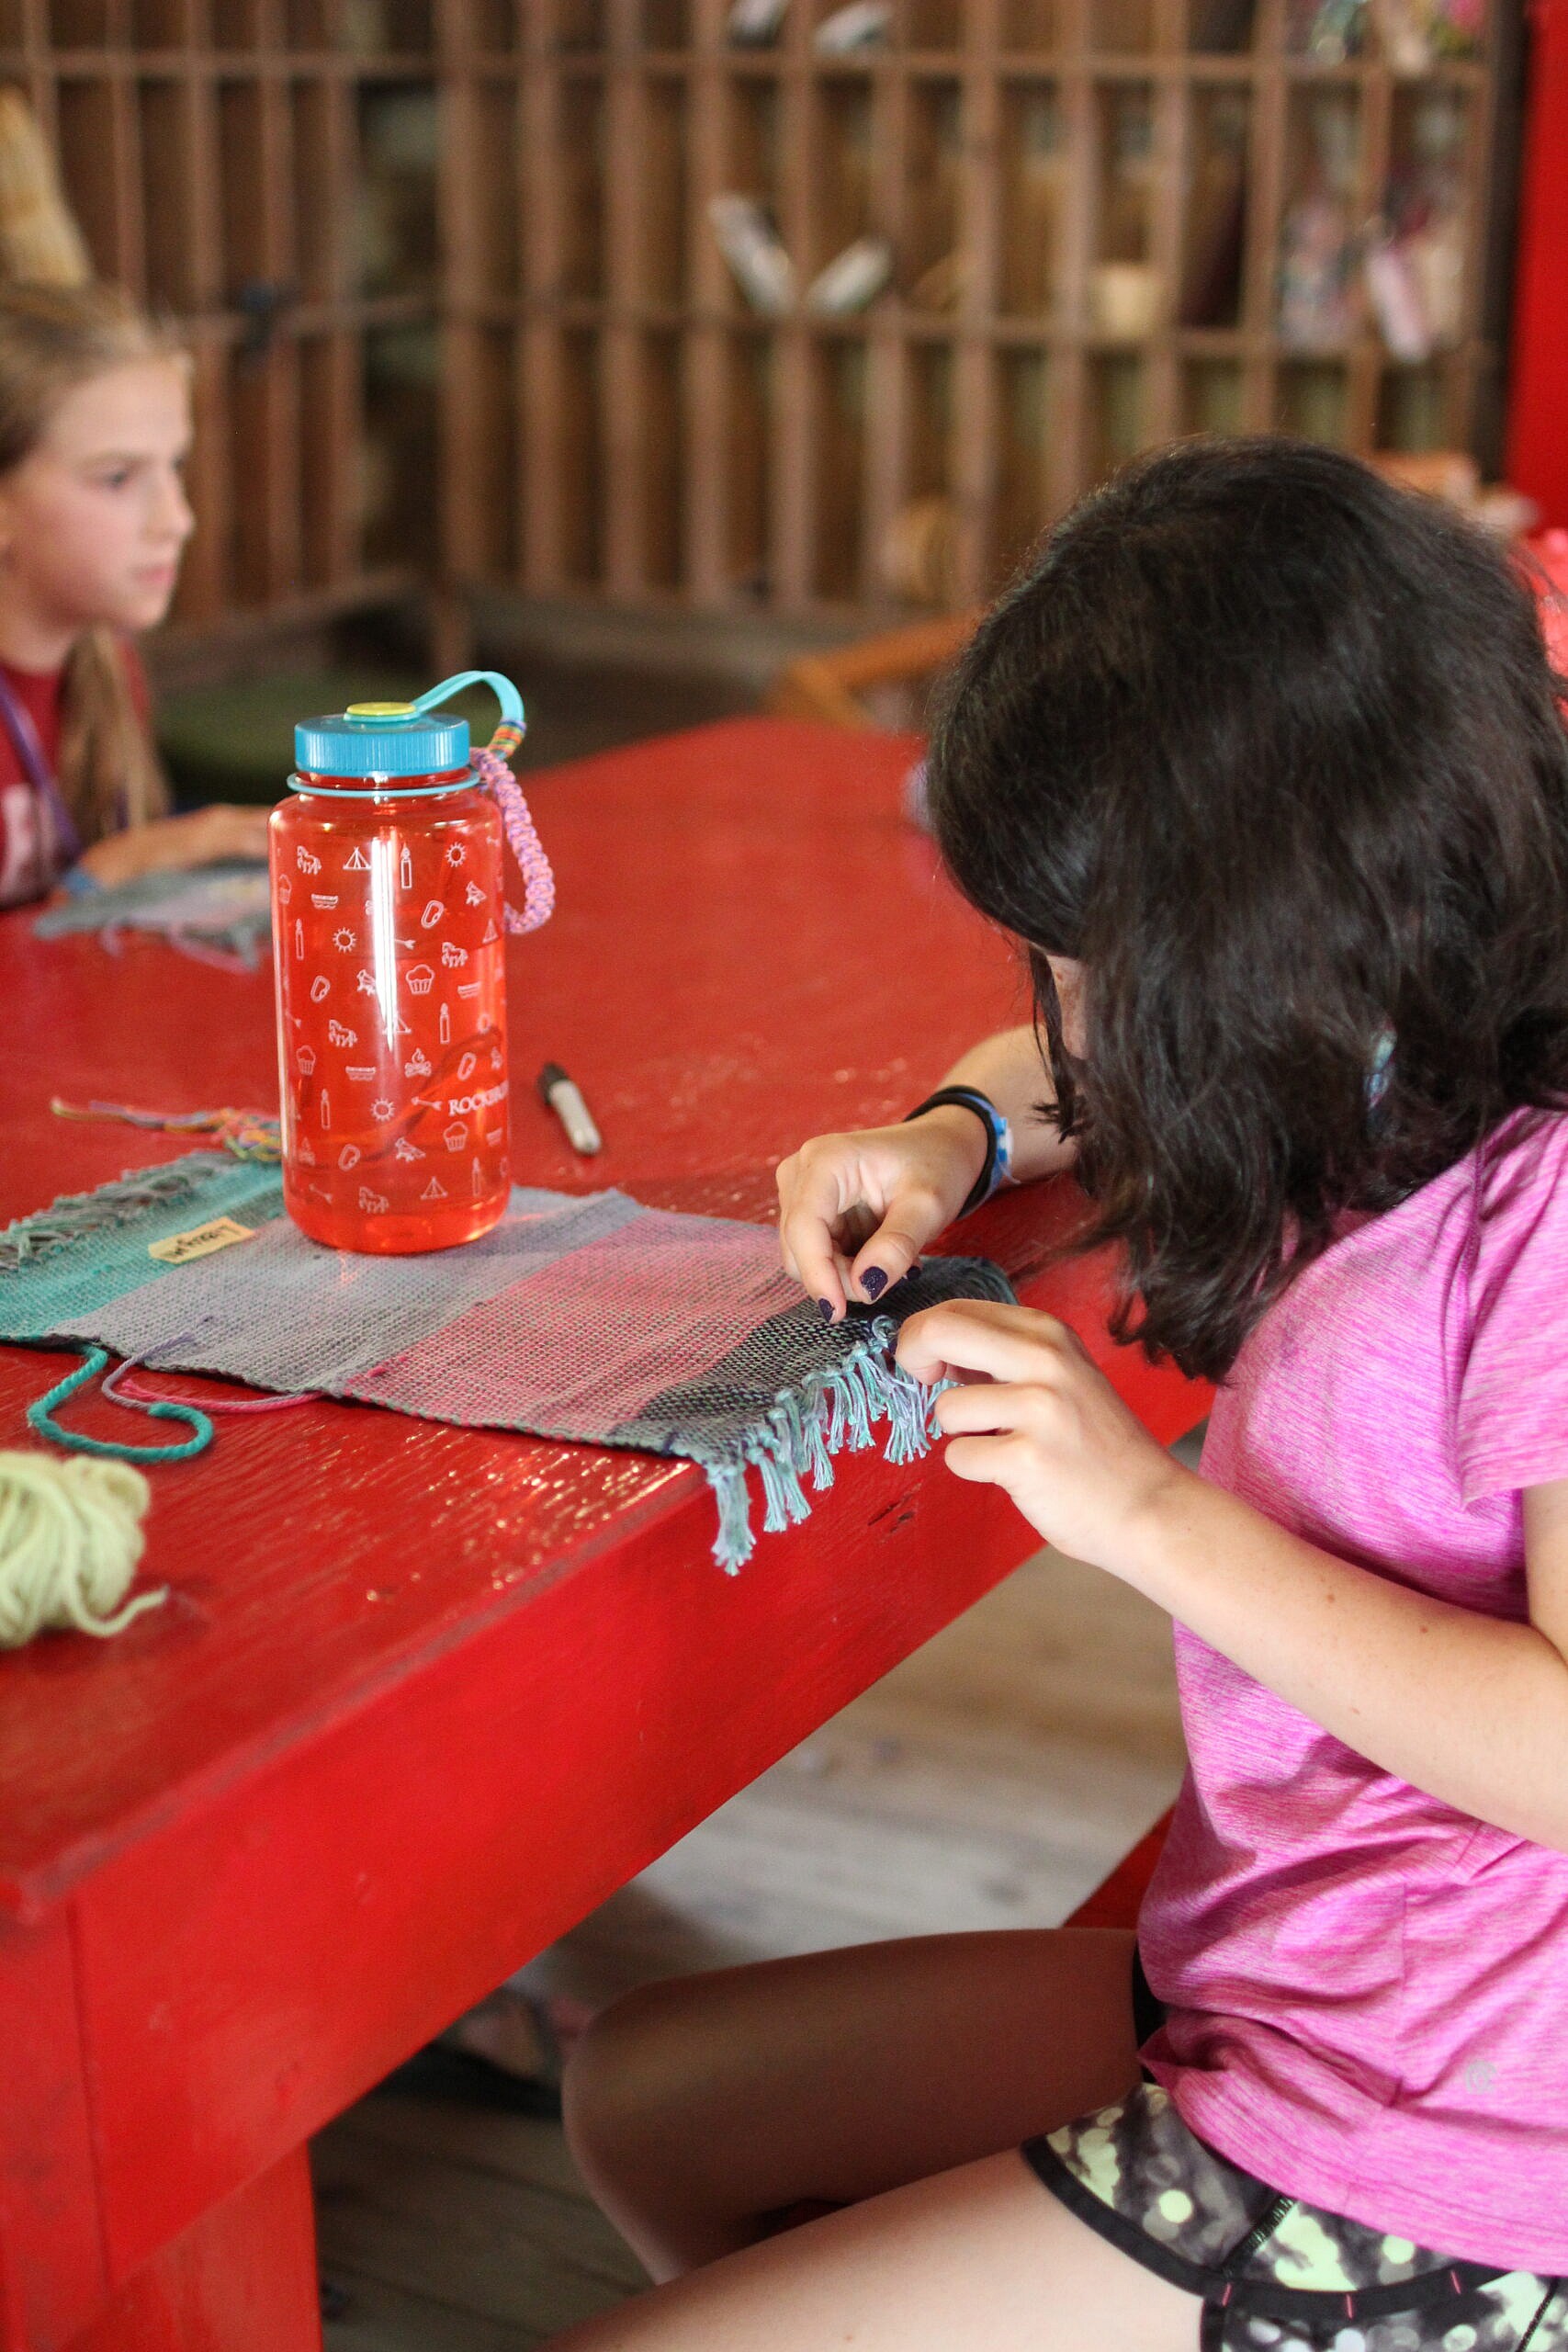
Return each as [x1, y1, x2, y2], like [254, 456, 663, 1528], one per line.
[0, 1152, 1014, 1571]
[34, 859, 273, 970]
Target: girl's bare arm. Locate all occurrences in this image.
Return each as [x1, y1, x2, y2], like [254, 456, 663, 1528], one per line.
[931, 1023, 1077, 1185]
[776, 1025, 1076, 1317]
[1124, 1469, 1568, 1854]
[897, 1299, 1568, 1856]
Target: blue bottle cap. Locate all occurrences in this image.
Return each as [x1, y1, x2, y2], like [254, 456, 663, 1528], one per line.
[295, 700, 471, 780]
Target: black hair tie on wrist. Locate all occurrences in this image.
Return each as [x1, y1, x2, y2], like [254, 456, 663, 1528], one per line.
[904, 1085, 1001, 1219]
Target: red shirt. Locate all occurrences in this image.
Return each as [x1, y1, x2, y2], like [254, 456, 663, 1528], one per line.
[0, 645, 152, 909]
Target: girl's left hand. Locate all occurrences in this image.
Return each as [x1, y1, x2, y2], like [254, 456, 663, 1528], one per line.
[897, 1299, 1188, 1583]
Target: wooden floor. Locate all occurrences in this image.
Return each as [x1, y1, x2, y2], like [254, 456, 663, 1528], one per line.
[311, 1479, 1191, 2351]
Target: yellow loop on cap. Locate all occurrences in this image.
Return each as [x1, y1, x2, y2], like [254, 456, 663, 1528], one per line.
[344, 701, 416, 718]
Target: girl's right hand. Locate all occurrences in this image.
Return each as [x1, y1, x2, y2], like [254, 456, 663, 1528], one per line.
[776, 1106, 988, 1320]
[75, 802, 272, 887]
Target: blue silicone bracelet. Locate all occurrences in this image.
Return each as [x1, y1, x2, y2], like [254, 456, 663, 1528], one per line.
[904, 1087, 1014, 1216]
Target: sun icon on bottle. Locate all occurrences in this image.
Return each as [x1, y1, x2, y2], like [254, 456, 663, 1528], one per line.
[333, 926, 356, 952]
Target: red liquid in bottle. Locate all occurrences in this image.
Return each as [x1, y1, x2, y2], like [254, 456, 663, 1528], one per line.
[270, 776, 509, 1253]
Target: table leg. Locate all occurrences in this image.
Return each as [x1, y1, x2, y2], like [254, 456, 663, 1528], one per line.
[66, 2149, 321, 2352]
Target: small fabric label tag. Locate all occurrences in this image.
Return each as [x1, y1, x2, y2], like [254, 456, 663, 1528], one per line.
[148, 1216, 256, 1265]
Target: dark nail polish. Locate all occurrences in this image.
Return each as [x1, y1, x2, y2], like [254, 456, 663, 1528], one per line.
[861, 1267, 888, 1301]
[817, 1298, 835, 1322]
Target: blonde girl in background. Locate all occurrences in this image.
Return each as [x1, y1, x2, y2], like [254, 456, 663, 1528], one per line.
[0, 280, 267, 908]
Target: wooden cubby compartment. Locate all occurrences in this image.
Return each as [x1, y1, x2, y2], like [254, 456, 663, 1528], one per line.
[1000, 79, 1065, 318]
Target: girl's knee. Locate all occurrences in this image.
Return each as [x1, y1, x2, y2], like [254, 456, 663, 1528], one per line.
[563, 1978, 705, 2183]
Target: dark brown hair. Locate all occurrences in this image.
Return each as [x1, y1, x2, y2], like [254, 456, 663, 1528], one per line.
[928, 436, 1568, 1382]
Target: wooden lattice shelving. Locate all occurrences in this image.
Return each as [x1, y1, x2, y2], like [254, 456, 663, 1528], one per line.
[438, 0, 1512, 622]
[0, 0, 1515, 649]
[0, 0, 441, 650]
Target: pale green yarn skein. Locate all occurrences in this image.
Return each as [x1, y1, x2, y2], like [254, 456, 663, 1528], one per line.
[0, 1451, 165, 1648]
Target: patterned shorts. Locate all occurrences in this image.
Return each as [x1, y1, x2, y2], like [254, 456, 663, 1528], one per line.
[1023, 2079, 1567, 2352]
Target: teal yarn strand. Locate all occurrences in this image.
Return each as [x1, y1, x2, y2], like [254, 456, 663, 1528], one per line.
[27, 1348, 214, 1464]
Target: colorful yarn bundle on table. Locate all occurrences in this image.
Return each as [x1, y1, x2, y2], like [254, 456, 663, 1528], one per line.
[0, 1450, 164, 1647]
[51, 1096, 281, 1161]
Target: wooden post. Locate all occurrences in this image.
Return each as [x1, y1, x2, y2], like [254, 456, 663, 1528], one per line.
[953, 0, 1003, 599]
[434, 0, 480, 664]
[772, 0, 814, 605]
[1145, 0, 1189, 447]
[863, 50, 911, 605]
[682, 0, 729, 603]
[520, 1, 568, 589]
[1051, 0, 1095, 512]
[1348, 54, 1393, 449]
[602, 0, 649, 597]
[1239, 0, 1286, 432]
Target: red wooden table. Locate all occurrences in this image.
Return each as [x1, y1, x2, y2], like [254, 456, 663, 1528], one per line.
[0, 719, 1205, 2352]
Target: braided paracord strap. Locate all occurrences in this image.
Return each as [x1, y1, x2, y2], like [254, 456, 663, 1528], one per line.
[473, 721, 556, 936]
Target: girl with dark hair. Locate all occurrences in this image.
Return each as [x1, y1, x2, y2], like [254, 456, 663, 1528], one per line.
[549, 440, 1568, 2350]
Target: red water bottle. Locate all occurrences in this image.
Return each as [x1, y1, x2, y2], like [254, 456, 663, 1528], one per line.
[268, 672, 553, 1253]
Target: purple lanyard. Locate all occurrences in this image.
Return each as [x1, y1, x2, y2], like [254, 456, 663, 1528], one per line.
[0, 665, 84, 870]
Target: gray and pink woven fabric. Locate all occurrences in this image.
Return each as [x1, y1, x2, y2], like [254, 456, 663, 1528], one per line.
[0, 1152, 1014, 1568]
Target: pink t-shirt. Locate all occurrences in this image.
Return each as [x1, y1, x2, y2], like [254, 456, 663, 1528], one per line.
[1139, 1106, 1568, 2270]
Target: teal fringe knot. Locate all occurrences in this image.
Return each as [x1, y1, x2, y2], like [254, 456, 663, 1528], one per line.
[696, 1313, 952, 1576]
[0, 1158, 222, 1273]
